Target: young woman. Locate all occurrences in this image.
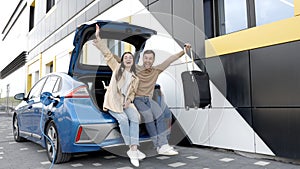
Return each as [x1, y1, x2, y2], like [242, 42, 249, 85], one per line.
[93, 24, 145, 167]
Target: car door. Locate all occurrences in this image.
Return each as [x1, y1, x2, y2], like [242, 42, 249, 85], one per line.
[31, 75, 61, 136]
[19, 77, 47, 135]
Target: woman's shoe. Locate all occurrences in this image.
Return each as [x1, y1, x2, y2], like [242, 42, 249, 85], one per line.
[137, 149, 146, 160]
[127, 150, 139, 167]
[157, 144, 179, 156]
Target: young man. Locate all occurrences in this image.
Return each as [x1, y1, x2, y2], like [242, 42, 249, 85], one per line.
[133, 44, 191, 155]
[152, 84, 172, 140]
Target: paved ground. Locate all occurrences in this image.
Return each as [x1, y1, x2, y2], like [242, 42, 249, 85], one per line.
[1, 111, 300, 169]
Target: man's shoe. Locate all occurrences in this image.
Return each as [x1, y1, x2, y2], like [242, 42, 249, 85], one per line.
[157, 144, 178, 156]
[127, 150, 139, 167]
[137, 149, 146, 160]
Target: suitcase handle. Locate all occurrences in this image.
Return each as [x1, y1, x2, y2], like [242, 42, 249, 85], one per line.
[184, 47, 195, 71]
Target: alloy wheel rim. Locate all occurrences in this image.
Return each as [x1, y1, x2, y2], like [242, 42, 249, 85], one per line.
[13, 117, 18, 138]
[46, 125, 58, 160]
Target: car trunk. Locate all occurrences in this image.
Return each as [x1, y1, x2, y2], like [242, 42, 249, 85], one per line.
[68, 20, 157, 111]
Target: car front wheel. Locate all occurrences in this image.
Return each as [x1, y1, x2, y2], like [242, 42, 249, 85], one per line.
[45, 121, 71, 164]
[13, 115, 25, 142]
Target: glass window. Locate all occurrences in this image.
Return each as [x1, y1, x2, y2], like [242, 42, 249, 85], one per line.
[46, 0, 55, 13]
[218, 0, 248, 34]
[80, 39, 135, 66]
[28, 77, 47, 99]
[29, 1, 35, 31]
[255, 0, 294, 26]
[204, 0, 214, 39]
[41, 76, 59, 93]
[53, 77, 61, 93]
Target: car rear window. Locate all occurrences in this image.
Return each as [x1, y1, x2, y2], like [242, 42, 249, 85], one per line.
[79, 39, 136, 66]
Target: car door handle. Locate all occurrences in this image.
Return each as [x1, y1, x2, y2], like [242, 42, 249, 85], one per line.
[28, 105, 32, 110]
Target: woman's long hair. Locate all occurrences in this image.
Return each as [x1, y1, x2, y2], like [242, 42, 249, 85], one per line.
[115, 52, 136, 81]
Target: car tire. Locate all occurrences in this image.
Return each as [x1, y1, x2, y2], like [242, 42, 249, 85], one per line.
[45, 121, 71, 164]
[12, 114, 25, 142]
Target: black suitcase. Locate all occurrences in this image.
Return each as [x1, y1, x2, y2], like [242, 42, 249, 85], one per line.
[181, 48, 211, 110]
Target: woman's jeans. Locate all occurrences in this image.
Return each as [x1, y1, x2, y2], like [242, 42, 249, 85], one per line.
[109, 105, 140, 146]
[134, 96, 168, 148]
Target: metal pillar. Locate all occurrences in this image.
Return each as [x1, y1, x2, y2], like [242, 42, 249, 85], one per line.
[6, 84, 10, 114]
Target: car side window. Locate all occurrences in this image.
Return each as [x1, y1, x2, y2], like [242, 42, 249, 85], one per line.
[53, 77, 61, 93]
[28, 77, 47, 100]
[42, 75, 60, 94]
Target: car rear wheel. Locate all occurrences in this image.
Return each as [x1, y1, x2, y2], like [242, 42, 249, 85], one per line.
[13, 115, 25, 142]
[45, 121, 71, 164]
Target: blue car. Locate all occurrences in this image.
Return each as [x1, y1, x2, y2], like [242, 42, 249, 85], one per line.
[13, 20, 157, 164]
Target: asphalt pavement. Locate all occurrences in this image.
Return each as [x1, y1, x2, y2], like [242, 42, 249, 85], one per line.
[1, 111, 299, 169]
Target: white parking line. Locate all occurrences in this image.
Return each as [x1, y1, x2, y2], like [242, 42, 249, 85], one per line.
[37, 149, 46, 153]
[117, 167, 133, 169]
[104, 155, 117, 159]
[219, 158, 234, 162]
[92, 163, 102, 166]
[20, 148, 28, 151]
[186, 156, 199, 159]
[168, 162, 186, 168]
[8, 142, 17, 144]
[0, 147, 3, 149]
[71, 163, 83, 167]
[254, 161, 270, 166]
[0, 157, 3, 160]
[5, 136, 14, 139]
[41, 161, 51, 165]
[156, 156, 170, 160]
[0, 152, 4, 155]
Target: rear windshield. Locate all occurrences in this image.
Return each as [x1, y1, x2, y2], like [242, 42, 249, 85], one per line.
[79, 39, 136, 66]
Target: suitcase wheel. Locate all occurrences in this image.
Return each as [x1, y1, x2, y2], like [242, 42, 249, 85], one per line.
[185, 106, 189, 111]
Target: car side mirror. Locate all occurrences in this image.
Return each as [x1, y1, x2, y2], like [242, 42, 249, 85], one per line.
[14, 93, 26, 101]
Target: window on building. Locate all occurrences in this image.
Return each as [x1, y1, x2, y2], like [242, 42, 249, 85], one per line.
[108, 40, 124, 57]
[29, 1, 35, 31]
[217, 0, 248, 35]
[204, 0, 295, 38]
[46, 0, 55, 13]
[203, 0, 248, 37]
[34, 71, 39, 84]
[255, 0, 294, 26]
[46, 61, 54, 74]
[204, 0, 215, 39]
[79, 39, 135, 66]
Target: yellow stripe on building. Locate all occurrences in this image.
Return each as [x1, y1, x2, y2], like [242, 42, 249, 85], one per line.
[26, 54, 41, 93]
[123, 16, 132, 52]
[39, 53, 42, 78]
[295, 0, 300, 16]
[53, 55, 57, 72]
[206, 16, 300, 57]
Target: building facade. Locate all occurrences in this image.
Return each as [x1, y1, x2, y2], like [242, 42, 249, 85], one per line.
[1, 0, 300, 161]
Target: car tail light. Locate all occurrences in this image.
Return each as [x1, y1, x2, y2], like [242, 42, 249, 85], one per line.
[75, 126, 83, 143]
[65, 86, 90, 98]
